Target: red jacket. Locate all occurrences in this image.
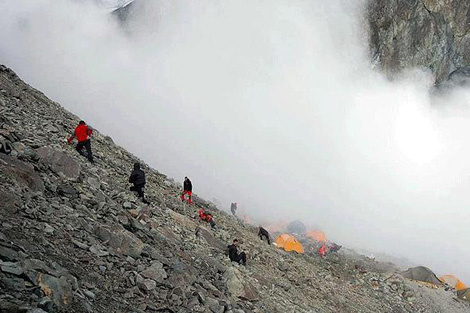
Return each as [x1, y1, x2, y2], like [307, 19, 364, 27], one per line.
[198, 209, 212, 222]
[72, 124, 92, 142]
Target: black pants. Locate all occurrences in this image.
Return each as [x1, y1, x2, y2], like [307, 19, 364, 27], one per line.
[130, 184, 145, 198]
[260, 234, 271, 244]
[209, 219, 216, 228]
[76, 140, 93, 162]
[234, 252, 246, 265]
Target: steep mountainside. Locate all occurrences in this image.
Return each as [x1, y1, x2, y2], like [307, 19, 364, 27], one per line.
[368, 0, 470, 84]
[1, 64, 469, 312]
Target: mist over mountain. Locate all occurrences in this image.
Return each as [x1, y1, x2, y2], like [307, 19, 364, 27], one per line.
[1, 0, 469, 286]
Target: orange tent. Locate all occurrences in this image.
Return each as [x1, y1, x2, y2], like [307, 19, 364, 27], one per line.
[275, 234, 304, 253]
[439, 275, 468, 291]
[305, 230, 327, 242]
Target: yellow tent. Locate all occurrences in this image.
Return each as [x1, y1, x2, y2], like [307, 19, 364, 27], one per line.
[275, 234, 304, 253]
[439, 275, 468, 291]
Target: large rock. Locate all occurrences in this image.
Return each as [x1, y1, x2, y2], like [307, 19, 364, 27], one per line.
[0, 154, 44, 192]
[0, 258, 74, 308]
[199, 227, 226, 250]
[94, 225, 144, 258]
[140, 261, 167, 283]
[0, 245, 19, 261]
[0, 190, 19, 214]
[36, 146, 80, 180]
[34, 272, 73, 307]
[224, 267, 259, 301]
[56, 183, 78, 198]
[138, 279, 157, 291]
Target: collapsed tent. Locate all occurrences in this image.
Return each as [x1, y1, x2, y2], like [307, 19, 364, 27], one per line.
[275, 234, 304, 253]
[439, 275, 468, 291]
[305, 230, 326, 242]
[457, 288, 470, 302]
[401, 266, 442, 286]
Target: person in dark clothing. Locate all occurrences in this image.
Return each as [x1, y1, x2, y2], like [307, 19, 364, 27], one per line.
[258, 226, 271, 244]
[329, 243, 342, 253]
[180, 177, 192, 204]
[228, 239, 246, 265]
[230, 202, 237, 216]
[68, 121, 94, 163]
[129, 162, 148, 203]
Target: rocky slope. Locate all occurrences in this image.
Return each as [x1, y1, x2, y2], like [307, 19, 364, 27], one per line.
[1, 64, 469, 313]
[367, 0, 470, 85]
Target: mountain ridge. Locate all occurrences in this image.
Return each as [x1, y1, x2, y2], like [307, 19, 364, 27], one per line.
[1, 64, 469, 312]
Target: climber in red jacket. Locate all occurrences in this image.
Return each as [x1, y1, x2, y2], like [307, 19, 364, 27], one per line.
[68, 121, 94, 163]
[198, 208, 216, 228]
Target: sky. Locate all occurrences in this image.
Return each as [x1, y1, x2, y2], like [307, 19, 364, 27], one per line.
[1, 0, 469, 283]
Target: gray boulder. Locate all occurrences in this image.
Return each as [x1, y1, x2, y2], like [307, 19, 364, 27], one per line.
[140, 261, 167, 283]
[224, 267, 259, 301]
[94, 225, 144, 258]
[36, 146, 80, 180]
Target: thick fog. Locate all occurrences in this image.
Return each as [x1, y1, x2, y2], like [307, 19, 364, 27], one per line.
[1, 0, 469, 282]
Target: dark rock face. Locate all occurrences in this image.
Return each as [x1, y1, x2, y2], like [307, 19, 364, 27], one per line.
[0, 154, 44, 192]
[446, 66, 470, 86]
[368, 0, 470, 84]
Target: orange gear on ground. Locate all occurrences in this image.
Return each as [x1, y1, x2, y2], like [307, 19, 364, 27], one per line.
[440, 275, 468, 291]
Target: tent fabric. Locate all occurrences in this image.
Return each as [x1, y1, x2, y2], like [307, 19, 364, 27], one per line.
[457, 288, 470, 302]
[275, 234, 304, 253]
[305, 230, 327, 242]
[401, 266, 442, 286]
[439, 275, 468, 291]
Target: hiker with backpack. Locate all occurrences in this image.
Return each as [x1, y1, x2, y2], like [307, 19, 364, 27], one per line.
[230, 202, 237, 216]
[180, 176, 192, 204]
[258, 226, 271, 244]
[67, 120, 94, 163]
[227, 239, 247, 265]
[129, 162, 149, 203]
